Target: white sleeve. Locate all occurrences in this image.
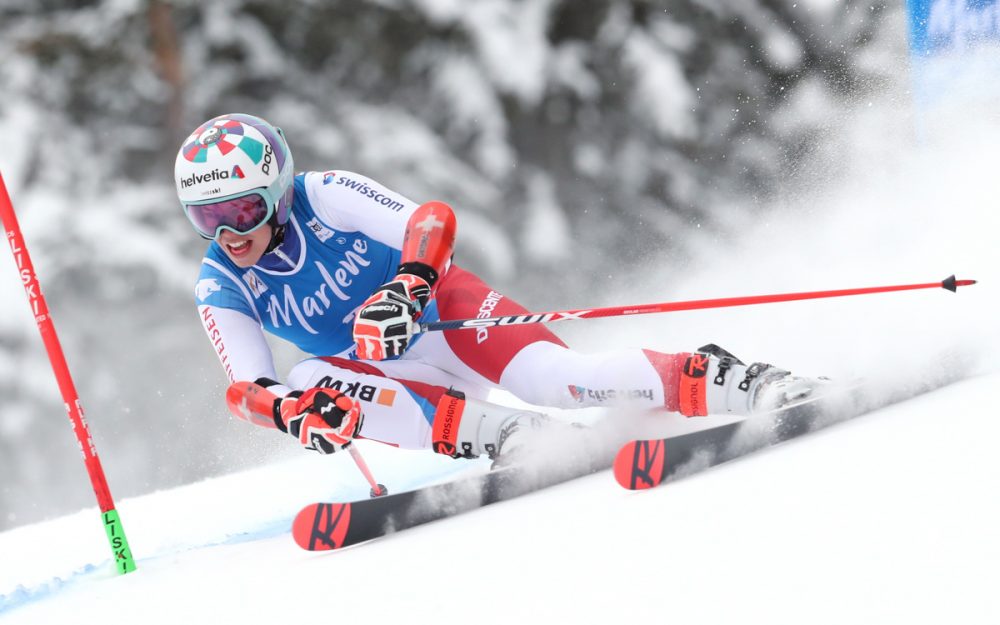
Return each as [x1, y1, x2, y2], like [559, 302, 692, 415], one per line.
[303, 170, 420, 249]
[197, 305, 292, 395]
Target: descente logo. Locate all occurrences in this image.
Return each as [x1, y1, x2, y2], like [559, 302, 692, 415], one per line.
[180, 165, 245, 189]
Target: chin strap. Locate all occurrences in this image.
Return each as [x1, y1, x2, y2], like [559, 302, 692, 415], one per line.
[263, 223, 286, 255]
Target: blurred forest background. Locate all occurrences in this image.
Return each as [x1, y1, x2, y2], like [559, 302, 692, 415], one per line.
[0, 0, 909, 530]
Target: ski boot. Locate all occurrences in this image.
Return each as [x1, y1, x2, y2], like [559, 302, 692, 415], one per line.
[680, 344, 832, 416]
[430, 389, 550, 465]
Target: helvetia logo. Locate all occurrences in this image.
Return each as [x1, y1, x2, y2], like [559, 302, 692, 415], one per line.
[569, 385, 654, 404]
[180, 169, 233, 189]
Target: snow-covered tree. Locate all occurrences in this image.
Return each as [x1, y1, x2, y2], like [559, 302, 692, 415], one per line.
[0, 0, 905, 529]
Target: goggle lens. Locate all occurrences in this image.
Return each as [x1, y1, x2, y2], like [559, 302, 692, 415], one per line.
[186, 194, 271, 238]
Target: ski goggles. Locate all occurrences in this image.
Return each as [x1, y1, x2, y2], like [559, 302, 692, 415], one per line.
[183, 191, 274, 240]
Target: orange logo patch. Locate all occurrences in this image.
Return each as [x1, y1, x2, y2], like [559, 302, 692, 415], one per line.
[376, 388, 396, 407]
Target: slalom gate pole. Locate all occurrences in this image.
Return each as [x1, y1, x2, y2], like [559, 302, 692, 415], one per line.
[0, 172, 136, 574]
[416, 275, 976, 334]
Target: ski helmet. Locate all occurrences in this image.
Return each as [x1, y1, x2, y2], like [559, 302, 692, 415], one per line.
[175, 113, 295, 239]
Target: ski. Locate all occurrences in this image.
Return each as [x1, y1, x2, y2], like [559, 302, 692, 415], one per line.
[230, 369, 965, 551]
[290, 387, 859, 550]
[613, 372, 963, 491]
[293, 466, 513, 551]
[223, 379, 613, 551]
[292, 430, 619, 551]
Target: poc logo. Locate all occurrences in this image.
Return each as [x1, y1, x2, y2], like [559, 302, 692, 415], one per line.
[261, 144, 275, 175]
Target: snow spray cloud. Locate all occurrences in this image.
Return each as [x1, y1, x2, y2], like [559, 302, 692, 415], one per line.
[567, 15, 997, 397]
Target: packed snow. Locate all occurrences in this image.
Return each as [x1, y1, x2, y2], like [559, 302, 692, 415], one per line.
[1, 374, 997, 624]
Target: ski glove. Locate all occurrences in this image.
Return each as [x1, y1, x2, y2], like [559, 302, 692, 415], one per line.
[274, 388, 364, 454]
[353, 273, 431, 361]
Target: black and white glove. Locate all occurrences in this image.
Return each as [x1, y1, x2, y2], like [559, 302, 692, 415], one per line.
[353, 273, 431, 361]
[273, 388, 364, 454]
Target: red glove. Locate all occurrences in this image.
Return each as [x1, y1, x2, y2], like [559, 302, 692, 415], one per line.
[353, 273, 431, 361]
[274, 388, 364, 454]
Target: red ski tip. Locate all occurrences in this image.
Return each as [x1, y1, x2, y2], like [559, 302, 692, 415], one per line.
[613, 440, 667, 490]
[292, 502, 352, 551]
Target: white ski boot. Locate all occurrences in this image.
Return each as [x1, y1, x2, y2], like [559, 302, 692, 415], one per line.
[683, 344, 831, 416]
[430, 389, 549, 462]
[747, 366, 833, 413]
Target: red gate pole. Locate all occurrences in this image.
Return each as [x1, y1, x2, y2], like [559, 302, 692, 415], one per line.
[0, 172, 136, 574]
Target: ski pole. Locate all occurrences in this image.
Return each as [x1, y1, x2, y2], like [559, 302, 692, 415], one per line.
[415, 275, 976, 334]
[346, 445, 388, 498]
[0, 172, 137, 574]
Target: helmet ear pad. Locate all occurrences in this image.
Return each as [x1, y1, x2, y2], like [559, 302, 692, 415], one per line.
[269, 126, 294, 227]
[262, 184, 296, 253]
[272, 177, 295, 226]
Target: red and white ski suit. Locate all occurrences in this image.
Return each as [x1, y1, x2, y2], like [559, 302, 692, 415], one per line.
[196, 171, 695, 449]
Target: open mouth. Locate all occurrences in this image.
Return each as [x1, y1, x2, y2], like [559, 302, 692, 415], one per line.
[226, 239, 252, 258]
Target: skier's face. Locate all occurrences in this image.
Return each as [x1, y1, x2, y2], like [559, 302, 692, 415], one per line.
[217, 224, 272, 268]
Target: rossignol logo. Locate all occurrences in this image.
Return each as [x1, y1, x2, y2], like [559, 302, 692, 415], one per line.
[432, 395, 464, 456]
[622, 440, 666, 490]
[684, 354, 709, 378]
[300, 502, 351, 550]
[679, 354, 709, 416]
[687, 381, 702, 413]
[180, 165, 245, 189]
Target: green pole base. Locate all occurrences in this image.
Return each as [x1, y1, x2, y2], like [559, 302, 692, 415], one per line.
[102, 509, 137, 574]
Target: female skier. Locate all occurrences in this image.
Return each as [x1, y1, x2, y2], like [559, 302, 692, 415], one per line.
[177, 114, 815, 459]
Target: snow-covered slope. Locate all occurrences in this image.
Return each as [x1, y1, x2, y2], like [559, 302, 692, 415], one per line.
[1, 375, 998, 624]
[4, 97, 998, 625]
[3, 17, 999, 624]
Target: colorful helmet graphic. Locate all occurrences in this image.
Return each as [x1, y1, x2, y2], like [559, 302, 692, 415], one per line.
[175, 114, 295, 239]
